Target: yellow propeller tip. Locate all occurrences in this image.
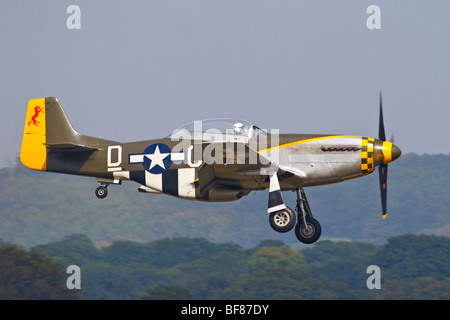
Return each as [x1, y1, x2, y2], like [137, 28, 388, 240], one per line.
[382, 214, 387, 219]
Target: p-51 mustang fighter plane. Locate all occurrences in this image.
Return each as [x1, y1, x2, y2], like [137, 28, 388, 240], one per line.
[20, 95, 401, 244]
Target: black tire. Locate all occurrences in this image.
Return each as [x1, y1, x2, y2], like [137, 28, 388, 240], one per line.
[269, 207, 296, 233]
[295, 216, 321, 244]
[95, 186, 108, 199]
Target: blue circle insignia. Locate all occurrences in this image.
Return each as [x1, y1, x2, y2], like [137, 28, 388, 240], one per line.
[142, 143, 172, 174]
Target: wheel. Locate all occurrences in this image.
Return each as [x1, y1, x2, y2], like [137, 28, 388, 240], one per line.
[269, 207, 296, 233]
[295, 216, 321, 244]
[95, 186, 108, 199]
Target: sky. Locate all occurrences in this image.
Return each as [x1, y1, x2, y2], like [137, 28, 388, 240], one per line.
[1, 1, 450, 167]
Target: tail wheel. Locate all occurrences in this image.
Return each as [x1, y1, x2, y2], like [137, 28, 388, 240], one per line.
[269, 207, 296, 233]
[95, 186, 108, 199]
[295, 216, 321, 244]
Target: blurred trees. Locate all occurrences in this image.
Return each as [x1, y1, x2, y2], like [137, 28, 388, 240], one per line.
[0, 243, 81, 299]
[4, 233, 444, 300]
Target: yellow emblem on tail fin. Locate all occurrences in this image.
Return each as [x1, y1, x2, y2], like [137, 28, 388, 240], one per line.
[20, 98, 47, 171]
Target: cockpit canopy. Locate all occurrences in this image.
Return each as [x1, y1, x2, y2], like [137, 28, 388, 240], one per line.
[168, 118, 267, 142]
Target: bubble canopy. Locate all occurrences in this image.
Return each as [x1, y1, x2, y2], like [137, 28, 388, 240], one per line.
[168, 118, 268, 142]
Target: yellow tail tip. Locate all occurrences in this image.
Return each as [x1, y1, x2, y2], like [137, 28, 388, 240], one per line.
[20, 98, 47, 171]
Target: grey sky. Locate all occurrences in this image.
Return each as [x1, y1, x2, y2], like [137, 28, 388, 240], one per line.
[1, 1, 449, 167]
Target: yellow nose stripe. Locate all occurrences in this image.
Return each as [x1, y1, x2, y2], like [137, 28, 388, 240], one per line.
[361, 137, 375, 175]
[382, 141, 393, 164]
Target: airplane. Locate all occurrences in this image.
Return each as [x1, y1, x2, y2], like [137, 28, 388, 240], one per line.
[20, 94, 401, 244]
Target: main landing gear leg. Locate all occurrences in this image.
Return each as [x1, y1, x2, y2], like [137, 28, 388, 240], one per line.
[294, 187, 321, 244]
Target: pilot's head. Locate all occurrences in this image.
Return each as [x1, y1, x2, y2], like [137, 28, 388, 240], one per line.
[233, 122, 244, 134]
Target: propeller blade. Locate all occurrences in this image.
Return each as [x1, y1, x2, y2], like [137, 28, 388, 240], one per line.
[378, 91, 386, 141]
[378, 90, 388, 218]
[390, 133, 395, 143]
[379, 164, 388, 219]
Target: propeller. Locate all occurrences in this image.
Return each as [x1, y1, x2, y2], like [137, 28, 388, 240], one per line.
[378, 91, 388, 219]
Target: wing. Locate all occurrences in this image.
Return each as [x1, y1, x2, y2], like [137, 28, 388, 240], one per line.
[195, 141, 278, 203]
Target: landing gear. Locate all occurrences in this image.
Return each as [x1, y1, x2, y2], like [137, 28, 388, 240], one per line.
[294, 187, 321, 244]
[94, 178, 122, 199]
[269, 207, 296, 233]
[268, 187, 322, 244]
[95, 184, 108, 199]
[295, 216, 321, 244]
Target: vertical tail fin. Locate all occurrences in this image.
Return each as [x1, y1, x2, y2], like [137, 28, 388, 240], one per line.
[45, 97, 79, 145]
[20, 97, 108, 172]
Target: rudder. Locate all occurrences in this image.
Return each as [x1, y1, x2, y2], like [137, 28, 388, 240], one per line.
[20, 97, 80, 171]
[21, 98, 47, 170]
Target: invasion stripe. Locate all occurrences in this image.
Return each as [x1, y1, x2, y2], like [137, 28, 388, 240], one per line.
[162, 169, 179, 197]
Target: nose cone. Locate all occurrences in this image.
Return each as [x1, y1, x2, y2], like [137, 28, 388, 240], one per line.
[374, 140, 402, 165]
[381, 141, 401, 164]
[391, 144, 401, 162]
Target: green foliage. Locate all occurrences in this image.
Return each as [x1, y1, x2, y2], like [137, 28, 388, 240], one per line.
[377, 278, 450, 300]
[142, 286, 193, 300]
[0, 244, 81, 299]
[20, 233, 450, 300]
[301, 240, 378, 289]
[246, 246, 306, 273]
[215, 268, 356, 300]
[33, 234, 101, 264]
[374, 234, 450, 281]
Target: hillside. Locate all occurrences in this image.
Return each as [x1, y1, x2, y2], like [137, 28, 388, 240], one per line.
[0, 153, 449, 248]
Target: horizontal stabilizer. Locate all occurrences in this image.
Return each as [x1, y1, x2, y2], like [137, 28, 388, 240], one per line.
[45, 143, 99, 153]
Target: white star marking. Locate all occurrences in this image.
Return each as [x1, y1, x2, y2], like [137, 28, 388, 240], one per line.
[145, 145, 170, 171]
